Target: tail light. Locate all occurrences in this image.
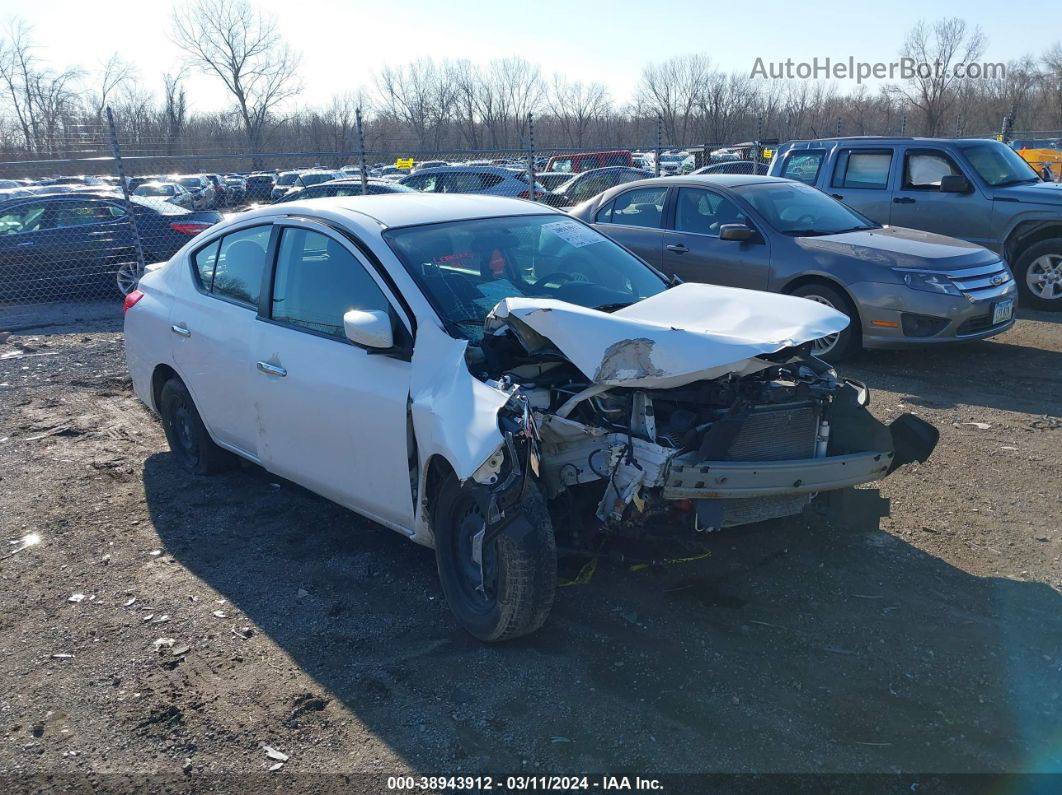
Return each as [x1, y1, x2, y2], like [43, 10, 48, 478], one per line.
[170, 222, 212, 236]
[123, 289, 145, 313]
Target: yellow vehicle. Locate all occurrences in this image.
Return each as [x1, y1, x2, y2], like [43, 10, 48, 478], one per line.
[1012, 139, 1062, 180]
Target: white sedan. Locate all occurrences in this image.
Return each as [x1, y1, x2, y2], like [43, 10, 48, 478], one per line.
[124, 194, 937, 641]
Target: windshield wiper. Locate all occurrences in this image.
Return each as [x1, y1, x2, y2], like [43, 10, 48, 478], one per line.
[993, 177, 1039, 187]
[593, 301, 634, 312]
[783, 229, 831, 237]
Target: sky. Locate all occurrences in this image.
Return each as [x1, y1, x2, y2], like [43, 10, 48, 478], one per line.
[10, 0, 1053, 113]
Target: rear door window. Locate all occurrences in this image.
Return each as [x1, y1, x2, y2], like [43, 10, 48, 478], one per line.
[832, 150, 893, 190]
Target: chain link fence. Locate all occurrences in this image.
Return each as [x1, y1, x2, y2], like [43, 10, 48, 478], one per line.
[0, 107, 1052, 333]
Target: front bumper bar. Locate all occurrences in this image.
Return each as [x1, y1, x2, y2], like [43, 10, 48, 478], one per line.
[662, 450, 894, 500]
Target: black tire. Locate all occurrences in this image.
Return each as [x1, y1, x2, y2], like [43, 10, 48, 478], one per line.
[1014, 238, 1062, 311]
[159, 378, 235, 475]
[433, 473, 556, 642]
[788, 282, 861, 362]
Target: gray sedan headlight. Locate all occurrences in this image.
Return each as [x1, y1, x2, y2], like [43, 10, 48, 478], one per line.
[898, 270, 962, 296]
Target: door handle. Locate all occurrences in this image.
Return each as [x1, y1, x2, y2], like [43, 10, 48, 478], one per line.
[830, 193, 844, 200]
[666, 243, 689, 254]
[256, 361, 287, 377]
[893, 197, 916, 204]
[170, 324, 191, 337]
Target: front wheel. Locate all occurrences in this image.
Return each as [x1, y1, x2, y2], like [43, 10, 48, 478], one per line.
[1014, 239, 1062, 310]
[433, 473, 556, 642]
[788, 283, 861, 362]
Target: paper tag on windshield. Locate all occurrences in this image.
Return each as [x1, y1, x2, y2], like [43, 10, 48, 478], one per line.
[542, 220, 603, 248]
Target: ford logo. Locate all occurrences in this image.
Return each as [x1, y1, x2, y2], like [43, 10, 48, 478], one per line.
[991, 274, 1005, 285]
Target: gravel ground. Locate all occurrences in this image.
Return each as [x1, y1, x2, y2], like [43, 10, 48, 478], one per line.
[0, 307, 1060, 788]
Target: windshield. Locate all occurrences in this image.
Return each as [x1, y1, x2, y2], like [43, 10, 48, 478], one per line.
[384, 215, 666, 340]
[299, 173, 335, 186]
[276, 173, 299, 186]
[960, 142, 1040, 186]
[736, 182, 879, 235]
[134, 184, 172, 196]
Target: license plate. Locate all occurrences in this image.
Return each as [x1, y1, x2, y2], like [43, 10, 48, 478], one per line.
[992, 299, 1014, 325]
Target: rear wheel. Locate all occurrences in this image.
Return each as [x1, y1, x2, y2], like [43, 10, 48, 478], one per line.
[1014, 239, 1062, 310]
[159, 378, 235, 475]
[788, 282, 860, 362]
[433, 473, 556, 642]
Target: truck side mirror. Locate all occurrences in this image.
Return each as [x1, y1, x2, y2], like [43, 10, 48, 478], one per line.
[939, 174, 971, 193]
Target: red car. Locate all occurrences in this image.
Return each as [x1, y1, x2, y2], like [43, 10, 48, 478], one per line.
[544, 150, 633, 174]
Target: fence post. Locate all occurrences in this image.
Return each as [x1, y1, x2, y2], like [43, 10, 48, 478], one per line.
[835, 117, 842, 137]
[106, 106, 146, 289]
[754, 115, 764, 174]
[526, 112, 536, 202]
[355, 107, 369, 194]
[900, 114, 907, 136]
[654, 115, 662, 177]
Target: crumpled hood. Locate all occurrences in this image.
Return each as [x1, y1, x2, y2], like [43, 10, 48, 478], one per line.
[486, 282, 848, 389]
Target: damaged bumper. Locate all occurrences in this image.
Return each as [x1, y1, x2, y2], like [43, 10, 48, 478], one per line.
[662, 450, 894, 500]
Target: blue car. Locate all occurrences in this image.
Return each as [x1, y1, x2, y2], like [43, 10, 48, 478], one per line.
[0, 192, 221, 301]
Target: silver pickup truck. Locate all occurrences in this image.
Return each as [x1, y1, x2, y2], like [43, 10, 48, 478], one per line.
[769, 137, 1062, 311]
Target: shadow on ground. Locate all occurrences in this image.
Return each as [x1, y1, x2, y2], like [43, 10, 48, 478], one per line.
[144, 453, 1062, 774]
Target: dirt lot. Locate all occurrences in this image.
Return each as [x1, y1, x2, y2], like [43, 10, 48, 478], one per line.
[1, 306, 1061, 787]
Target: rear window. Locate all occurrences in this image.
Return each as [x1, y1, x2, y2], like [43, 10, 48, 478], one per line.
[779, 151, 825, 185]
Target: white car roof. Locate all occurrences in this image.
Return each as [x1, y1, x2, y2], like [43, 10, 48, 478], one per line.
[240, 193, 560, 230]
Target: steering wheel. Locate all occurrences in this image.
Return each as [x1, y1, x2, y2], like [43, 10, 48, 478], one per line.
[531, 271, 586, 291]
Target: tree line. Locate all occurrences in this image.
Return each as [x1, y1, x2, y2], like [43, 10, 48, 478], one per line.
[3, 2, 1062, 166]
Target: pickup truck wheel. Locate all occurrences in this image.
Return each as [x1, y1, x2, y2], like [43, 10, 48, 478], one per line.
[433, 473, 556, 642]
[159, 378, 235, 475]
[788, 283, 860, 362]
[1015, 239, 1062, 310]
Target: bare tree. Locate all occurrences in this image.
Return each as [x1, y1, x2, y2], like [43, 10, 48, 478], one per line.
[170, 0, 301, 161]
[896, 17, 986, 136]
[91, 53, 136, 122]
[549, 76, 609, 147]
[634, 54, 713, 144]
[375, 59, 455, 150]
[162, 71, 188, 154]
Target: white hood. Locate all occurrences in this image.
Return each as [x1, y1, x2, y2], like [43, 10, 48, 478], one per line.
[487, 282, 848, 389]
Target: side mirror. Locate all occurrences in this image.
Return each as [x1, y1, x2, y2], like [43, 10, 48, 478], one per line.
[939, 174, 971, 193]
[719, 224, 756, 242]
[343, 309, 393, 349]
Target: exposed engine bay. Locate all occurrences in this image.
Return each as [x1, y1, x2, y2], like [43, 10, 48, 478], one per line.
[447, 285, 940, 547]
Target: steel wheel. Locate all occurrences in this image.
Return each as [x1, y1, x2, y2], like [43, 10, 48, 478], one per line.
[801, 293, 841, 356]
[450, 496, 498, 614]
[1027, 254, 1062, 301]
[116, 262, 142, 296]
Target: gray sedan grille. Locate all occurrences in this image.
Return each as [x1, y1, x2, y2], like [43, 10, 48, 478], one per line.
[946, 261, 1013, 300]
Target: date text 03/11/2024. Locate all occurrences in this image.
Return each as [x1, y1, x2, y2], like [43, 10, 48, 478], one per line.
[386, 775, 665, 791]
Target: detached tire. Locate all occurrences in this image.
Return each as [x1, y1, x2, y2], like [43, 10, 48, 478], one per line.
[1014, 239, 1062, 310]
[788, 282, 861, 362]
[159, 378, 235, 475]
[433, 473, 556, 642]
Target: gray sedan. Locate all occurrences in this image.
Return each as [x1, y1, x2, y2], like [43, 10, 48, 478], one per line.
[399, 165, 546, 200]
[569, 175, 1017, 360]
